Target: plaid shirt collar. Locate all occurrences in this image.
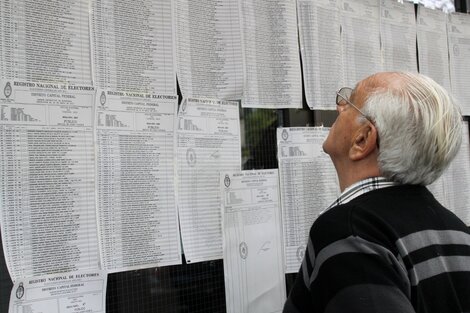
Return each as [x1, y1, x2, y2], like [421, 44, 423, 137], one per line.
[325, 177, 399, 211]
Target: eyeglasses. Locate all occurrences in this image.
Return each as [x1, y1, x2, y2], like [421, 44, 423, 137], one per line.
[336, 87, 374, 124]
[336, 87, 380, 148]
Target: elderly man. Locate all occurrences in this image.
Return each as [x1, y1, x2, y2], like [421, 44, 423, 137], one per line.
[284, 72, 470, 313]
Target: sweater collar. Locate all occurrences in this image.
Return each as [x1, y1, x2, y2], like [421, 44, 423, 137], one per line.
[324, 177, 399, 212]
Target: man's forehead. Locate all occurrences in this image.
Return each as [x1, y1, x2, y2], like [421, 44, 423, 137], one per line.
[352, 73, 403, 102]
[361, 72, 403, 90]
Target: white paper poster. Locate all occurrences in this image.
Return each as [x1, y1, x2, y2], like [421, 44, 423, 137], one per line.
[175, 0, 244, 99]
[297, 0, 342, 110]
[241, 0, 302, 108]
[0, 80, 99, 282]
[0, 0, 92, 85]
[177, 98, 241, 263]
[277, 127, 339, 273]
[340, 0, 383, 86]
[429, 121, 470, 225]
[417, 6, 452, 92]
[91, 0, 176, 94]
[95, 90, 181, 272]
[380, 0, 418, 72]
[221, 169, 285, 313]
[447, 13, 470, 115]
[8, 271, 107, 313]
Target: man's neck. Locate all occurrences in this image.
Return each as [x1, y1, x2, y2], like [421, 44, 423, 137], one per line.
[337, 165, 381, 192]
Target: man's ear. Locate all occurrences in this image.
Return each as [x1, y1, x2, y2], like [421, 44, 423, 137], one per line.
[349, 123, 378, 161]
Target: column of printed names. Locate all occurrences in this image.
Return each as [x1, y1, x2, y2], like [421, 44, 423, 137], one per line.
[277, 127, 339, 273]
[95, 90, 181, 272]
[0, 81, 98, 281]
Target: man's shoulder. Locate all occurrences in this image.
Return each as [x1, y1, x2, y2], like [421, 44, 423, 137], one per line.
[309, 202, 357, 252]
[313, 184, 469, 252]
[310, 185, 428, 251]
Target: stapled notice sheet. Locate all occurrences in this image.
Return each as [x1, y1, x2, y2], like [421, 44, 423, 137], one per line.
[0, 80, 99, 282]
[221, 169, 285, 313]
[380, 0, 418, 72]
[177, 98, 241, 263]
[8, 270, 107, 313]
[340, 0, 382, 86]
[416, 6, 452, 92]
[429, 121, 470, 225]
[447, 13, 470, 115]
[240, 0, 302, 108]
[90, 0, 176, 94]
[0, 0, 92, 85]
[277, 127, 339, 273]
[175, 0, 244, 99]
[297, 0, 342, 110]
[95, 90, 181, 272]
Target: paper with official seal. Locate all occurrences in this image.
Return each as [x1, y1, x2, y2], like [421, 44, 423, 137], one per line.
[8, 270, 107, 313]
[277, 127, 339, 273]
[221, 169, 286, 313]
[177, 98, 241, 263]
[0, 80, 99, 282]
[94, 90, 181, 272]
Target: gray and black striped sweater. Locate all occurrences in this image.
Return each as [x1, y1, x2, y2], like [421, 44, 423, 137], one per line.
[284, 184, 470, 313]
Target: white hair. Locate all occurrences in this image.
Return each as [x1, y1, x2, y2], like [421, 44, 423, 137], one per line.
[362, 72, 463, 185]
